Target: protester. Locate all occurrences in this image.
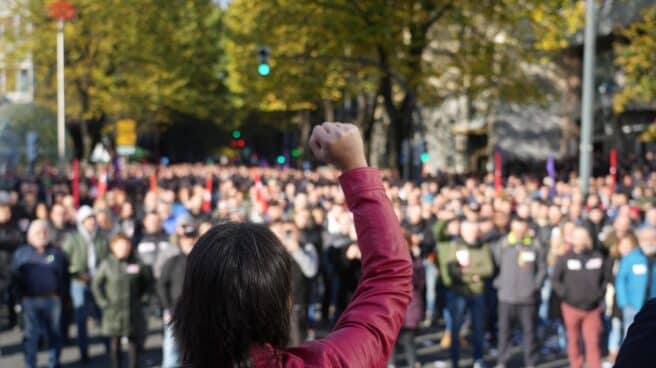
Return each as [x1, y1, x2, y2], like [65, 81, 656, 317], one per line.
[1, 126, 656, 367]
[615, 227, 656, 337]
[92, 233, 153, 368]
[62, 205, 110, 363]
[11, 220, 66, 368]
[437, 220, 494, 368]
[269, 220, 319, 346]
[390, 231, 425, 368]
[552, 226, 609, 368]
[157, 223, 198, 368]
[494, 216, 547, 368]
[172, 123, 413, 367]
[0, 196, 24, 330]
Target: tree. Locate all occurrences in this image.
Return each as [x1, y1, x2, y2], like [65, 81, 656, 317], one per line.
[0, 103, 73, 164]
[224, 0, 566, 170]
[614, 6, 656, 113]
[2, 0, 228, 159]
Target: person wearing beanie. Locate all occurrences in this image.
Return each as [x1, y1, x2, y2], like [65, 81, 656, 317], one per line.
[62, 205, 110, 364]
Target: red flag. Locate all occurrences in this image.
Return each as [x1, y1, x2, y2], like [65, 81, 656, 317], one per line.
[203, 175, 213, 213]
[97, 167, 108, 200]
[494, 150, 503, 195]
[610, 148, 618, 193]
[72, 159, 80, 208]
[149, 165, 158, 193]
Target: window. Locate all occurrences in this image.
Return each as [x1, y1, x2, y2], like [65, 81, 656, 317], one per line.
[18, 69, 28, 92]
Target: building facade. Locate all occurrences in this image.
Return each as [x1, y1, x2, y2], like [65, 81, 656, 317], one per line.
[0, 0, 34, 105]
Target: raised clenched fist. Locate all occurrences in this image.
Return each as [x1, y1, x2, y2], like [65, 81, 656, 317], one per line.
[308, 122, 367, 172]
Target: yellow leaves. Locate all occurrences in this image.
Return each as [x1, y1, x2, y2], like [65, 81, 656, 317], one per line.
[615, 6, 656, 113]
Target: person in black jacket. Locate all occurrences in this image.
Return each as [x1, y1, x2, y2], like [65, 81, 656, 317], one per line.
[614, 298, 656, 367]
[0, 200, 23, 330]
[552, 226, 610, 368]
[157, 223, 198, 368]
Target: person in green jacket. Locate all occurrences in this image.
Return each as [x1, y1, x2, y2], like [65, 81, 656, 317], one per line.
[62, 205, 110, 363]
[92, 233, 153, 368]
[437, 219, 494, 368]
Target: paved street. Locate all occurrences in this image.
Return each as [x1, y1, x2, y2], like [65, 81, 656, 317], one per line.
[0, 315, 571, 368]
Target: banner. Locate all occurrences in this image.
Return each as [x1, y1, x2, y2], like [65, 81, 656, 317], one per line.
[494, 150, 503, 194]
[72, 159, 80, 208]
[610, 148, 618, 193]
[203, 175, 213, 213]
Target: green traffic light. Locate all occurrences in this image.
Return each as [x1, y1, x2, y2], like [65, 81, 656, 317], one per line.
[276, 155, 286, 164]
[232, 130, 241, 139]
[420, 152, 429, 163]
[291, 148, 301, 158]
[258, 63, 270, 76]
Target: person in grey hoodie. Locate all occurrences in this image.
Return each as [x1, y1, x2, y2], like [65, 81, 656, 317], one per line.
[493, 216, 547, 368]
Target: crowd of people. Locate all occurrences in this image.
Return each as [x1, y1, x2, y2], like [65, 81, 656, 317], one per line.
[1, 150, 656, 368]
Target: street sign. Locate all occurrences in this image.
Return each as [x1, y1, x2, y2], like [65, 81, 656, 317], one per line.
[115, 119, 137, 156]
[47, 1, 76, 20]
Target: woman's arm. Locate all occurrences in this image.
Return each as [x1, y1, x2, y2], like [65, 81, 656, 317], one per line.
[287, 123, 412, 367]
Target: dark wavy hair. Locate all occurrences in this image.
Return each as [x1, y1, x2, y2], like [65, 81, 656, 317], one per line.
[172, 222, 293, 367]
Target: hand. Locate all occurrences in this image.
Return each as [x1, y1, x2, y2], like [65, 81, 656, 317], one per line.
[163, 309, 172, 324]
[78, 272, 91, 283]
[309, 122, 367, 172]
[283, 238, 300, 253]
[346, 244, 362, 260]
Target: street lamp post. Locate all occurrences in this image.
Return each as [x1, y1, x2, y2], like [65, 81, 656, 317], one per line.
[47, 1, 76, 168]
[579, 0, 598, 194]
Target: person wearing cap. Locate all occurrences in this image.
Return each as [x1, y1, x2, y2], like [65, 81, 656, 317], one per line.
[493, 216, 547, 368]
[157, 222, 198, 368]
[92, 233, 153, 368]
[11, 220, 66, 368]
[62, 205, 110, 363]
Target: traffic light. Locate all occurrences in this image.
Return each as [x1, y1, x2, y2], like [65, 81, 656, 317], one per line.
[291, 148, 301, 158]
[232, 130, 241, 139]
[257, 46, 271, 76]
[276, 155, 286, 164]
[420, 152, 429, 163]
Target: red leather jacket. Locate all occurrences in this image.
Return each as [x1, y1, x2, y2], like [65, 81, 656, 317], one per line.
[252, 168, 413, 367]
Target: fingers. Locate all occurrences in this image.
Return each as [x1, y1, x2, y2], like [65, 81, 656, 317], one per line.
[309, 125, 330, 160]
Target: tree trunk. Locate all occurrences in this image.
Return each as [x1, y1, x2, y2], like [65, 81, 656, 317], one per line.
[356, 92, 377, 163]
[298, 109, 312, 158]
[323, 99, 335, 122]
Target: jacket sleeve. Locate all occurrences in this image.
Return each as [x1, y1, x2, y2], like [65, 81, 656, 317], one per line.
[157, 258, 173, 311]
[436, 243, 454, 287]
[615, 258, 629, 309]
[534, 247, 548, 291]
[290, 244, 319, 278]
[91, 263, 109, 309]
[551, 256, 566, 298]
[286, 168, 412, 367]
